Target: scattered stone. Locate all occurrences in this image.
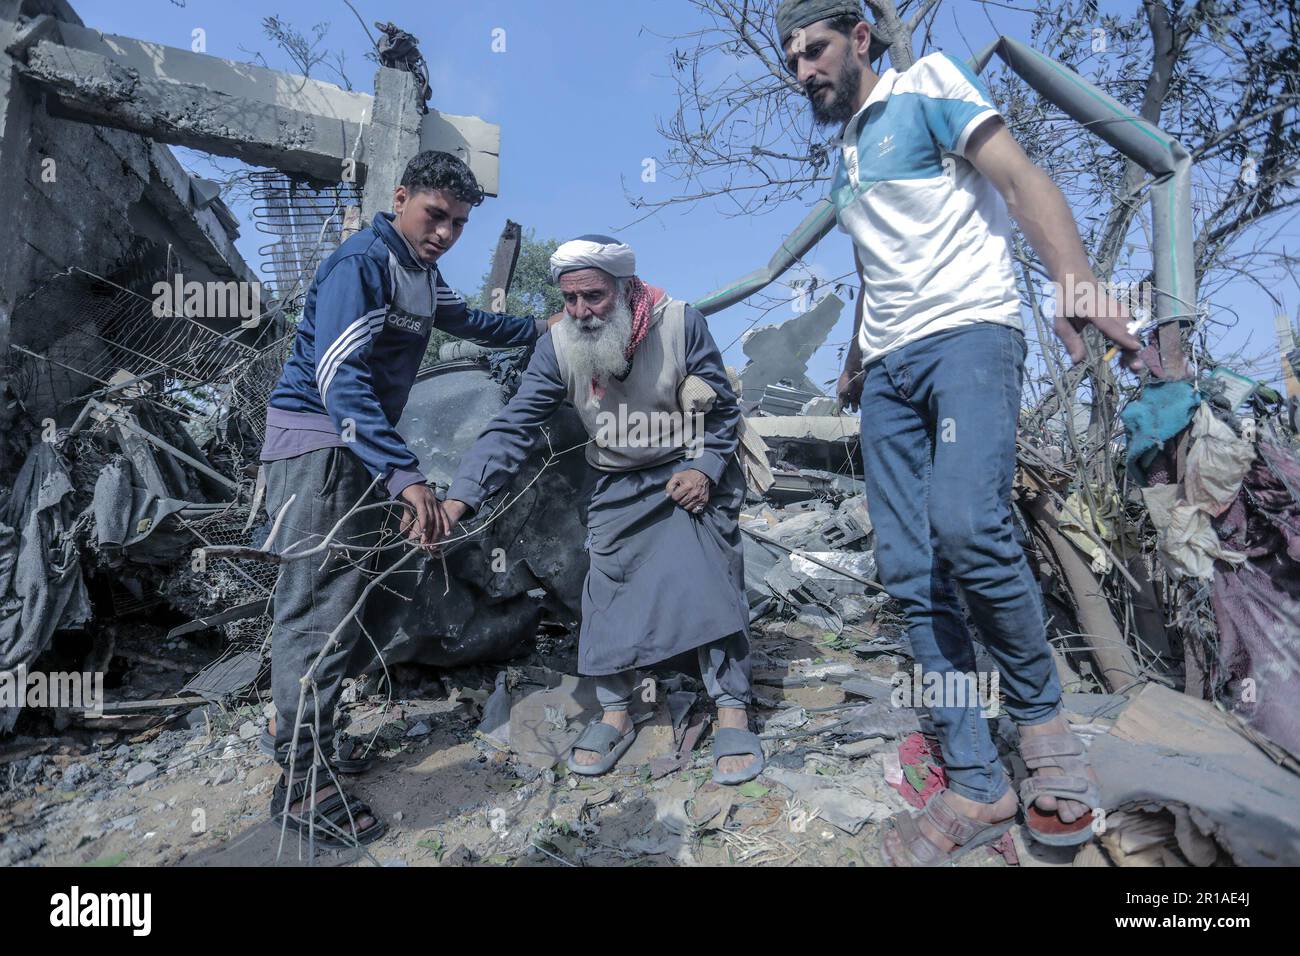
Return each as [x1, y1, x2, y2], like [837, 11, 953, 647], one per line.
[837, 738, 886, 758]
[125, 762, 158, 787]
[213, 765, 237, 786]
[20, 755, 46, 783]
[57, 762, 92, 791]
[238, 721, 259, 741]
[406, 720, 431, 738]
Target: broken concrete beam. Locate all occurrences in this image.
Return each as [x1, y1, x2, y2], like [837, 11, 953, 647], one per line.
[11, 17, 369, 183]
[8, 17, 501, 194]
[747, 415, 858, 443]
[143, 142, 256, 286]
[420, 109, 501, 198]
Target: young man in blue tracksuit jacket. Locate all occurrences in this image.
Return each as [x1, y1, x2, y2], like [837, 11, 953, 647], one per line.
[259, 150, 548, 844]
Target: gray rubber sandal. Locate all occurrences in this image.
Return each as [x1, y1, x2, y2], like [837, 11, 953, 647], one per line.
[1018, 731, 1100, 846]
[566, 719, 636, 776]
[711, 727, 765, 786]
[881, 789, 1015, 867]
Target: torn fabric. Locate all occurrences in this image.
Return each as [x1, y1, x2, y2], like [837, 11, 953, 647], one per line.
[1120, 380, 1199, 476]
[1209, 441, 1300, 757]
[0, 443, 92, 732]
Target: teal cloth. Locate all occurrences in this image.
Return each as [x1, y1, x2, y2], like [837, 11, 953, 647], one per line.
[1120, 381, 1199, 476]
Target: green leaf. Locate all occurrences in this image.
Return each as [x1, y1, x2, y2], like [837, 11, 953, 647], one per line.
[737, 781, 769, 799]
[903, 763, 929, 792]
[85, 851, 128, 867]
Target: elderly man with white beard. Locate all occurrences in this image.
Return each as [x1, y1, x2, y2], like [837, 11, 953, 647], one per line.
[436, 235, 765, 784]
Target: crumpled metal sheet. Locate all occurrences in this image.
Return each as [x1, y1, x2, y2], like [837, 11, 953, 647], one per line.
[1092, 683, 1300, 865]
[91, 455, 192, 557]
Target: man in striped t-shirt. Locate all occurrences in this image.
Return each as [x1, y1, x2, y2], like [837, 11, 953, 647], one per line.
[777, 0, 1140, 863]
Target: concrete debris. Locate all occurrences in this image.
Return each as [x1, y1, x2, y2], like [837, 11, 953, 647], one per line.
[1090, 683, 1300, 866]
[124, 762, 157, 787]
[737, 294, 844, 401]
[747, 415, 859, 443]
[765, 766, 906, 834]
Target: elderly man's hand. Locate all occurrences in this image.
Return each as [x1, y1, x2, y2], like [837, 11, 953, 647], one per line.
[666, 468, 711, 514]
[398, 483, 447, 552]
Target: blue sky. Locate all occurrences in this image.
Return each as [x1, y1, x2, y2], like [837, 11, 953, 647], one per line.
[76, 0, 1296, 394]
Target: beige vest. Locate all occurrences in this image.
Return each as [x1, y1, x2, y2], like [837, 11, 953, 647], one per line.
[552, 296, 690, 472]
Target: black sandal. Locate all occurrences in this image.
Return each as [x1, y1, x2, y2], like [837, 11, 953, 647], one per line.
[269, 775, 388, 849]
[260, 730, 377, 774]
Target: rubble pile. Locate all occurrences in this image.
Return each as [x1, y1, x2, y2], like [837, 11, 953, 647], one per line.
[2, 274, 1300, 866]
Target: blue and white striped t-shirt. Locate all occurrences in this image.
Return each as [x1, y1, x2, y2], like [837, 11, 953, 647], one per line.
[830, 51, 1022, 365]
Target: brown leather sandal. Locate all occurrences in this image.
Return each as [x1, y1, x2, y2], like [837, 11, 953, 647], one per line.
[1018, 731, 1100, 846]
[880, 789, 1016, 867]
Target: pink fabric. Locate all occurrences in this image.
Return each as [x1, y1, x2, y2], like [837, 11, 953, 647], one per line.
[890, 732, 1014, 862]
[590, 277, 664, 400]
[890, 732, 949, 809]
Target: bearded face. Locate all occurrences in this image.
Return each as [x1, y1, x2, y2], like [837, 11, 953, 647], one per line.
[807, 52, 863, 127]
[558, 270, 634, 399]
[783, 21, 869, 129]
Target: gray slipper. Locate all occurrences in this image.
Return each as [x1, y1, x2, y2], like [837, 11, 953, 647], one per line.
[711, 727, 765, 786]
[567, 718, 636, 776]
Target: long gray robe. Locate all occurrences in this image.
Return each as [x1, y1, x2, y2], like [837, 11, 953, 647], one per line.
[447, 303, 750, 676]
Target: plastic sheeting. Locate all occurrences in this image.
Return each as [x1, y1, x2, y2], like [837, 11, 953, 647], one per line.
[1141, 404, 1255, 579]
[0, 443, 92, 732]
[1057, 488, 1125, 574]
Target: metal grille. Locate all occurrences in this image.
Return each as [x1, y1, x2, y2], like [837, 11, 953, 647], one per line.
[179, 507, 279, 646]
[6, 268, 260, 414]
[251, 171, 361, 311]
[229, 332, 294, 446]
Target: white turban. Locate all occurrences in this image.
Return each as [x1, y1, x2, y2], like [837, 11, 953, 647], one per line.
[549, 234, 636, 284]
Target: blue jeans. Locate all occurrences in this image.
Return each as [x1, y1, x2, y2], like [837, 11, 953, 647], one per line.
[858, 323, 1061, 803]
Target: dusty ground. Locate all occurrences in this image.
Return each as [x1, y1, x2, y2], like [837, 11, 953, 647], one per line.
[0, 618, 1081, 868]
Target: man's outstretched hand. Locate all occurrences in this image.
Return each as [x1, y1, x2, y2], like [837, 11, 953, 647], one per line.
[438, 499, 468, 543]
